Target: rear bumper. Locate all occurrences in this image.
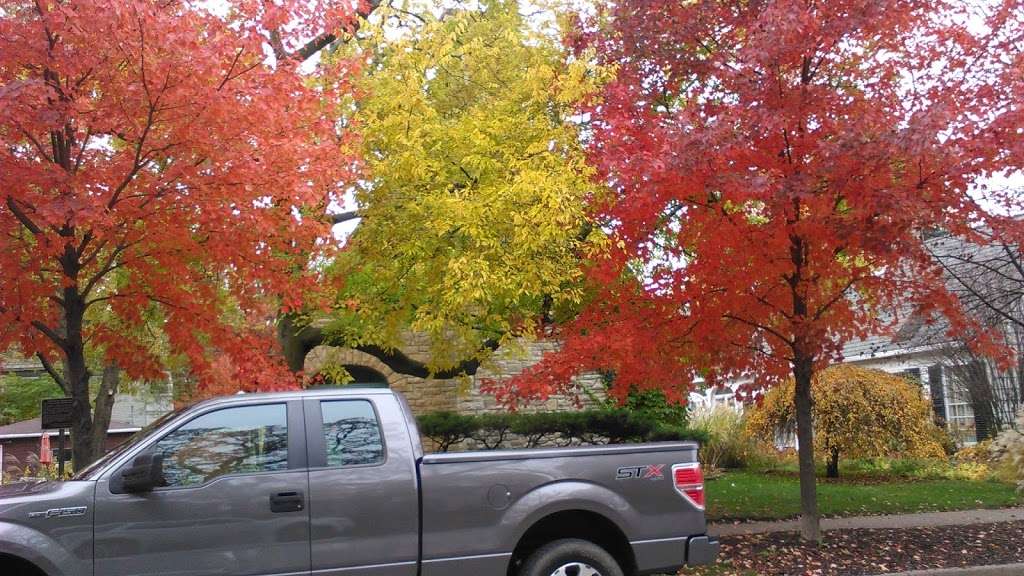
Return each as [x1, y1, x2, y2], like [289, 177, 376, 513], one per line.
[686, 535, 720, 566]
[632, 534, 719, 574]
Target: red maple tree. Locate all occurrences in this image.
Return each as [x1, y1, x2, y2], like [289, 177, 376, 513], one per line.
[507, 0, 1024, 540]
[0, 0, 375, 465]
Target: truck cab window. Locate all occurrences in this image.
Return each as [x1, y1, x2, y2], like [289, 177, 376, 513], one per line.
[321, 400, 384, 467]
[152, 403, 289, 487]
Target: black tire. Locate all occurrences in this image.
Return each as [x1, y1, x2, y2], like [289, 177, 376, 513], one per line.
[518, 538, 624, 576]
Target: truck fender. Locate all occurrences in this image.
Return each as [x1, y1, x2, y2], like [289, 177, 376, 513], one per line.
[501, 479, 634, 548]
[0, 521, 77, 576]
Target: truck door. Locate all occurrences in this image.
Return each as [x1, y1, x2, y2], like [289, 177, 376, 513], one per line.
[304, 395, 419, 576]
[93, 400, 311, 576]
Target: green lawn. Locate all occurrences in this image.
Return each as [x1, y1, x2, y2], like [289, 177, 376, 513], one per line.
[706, 471, 1021, 521]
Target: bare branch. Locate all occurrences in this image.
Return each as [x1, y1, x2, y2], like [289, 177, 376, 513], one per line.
[722, 314, 794, 348]
[218, 48, 244, 91]
[330, 210, 362, 225]
[36, 351, 68, 393]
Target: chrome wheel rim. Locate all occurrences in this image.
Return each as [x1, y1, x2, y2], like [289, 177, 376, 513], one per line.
[550, 562, 602, 576]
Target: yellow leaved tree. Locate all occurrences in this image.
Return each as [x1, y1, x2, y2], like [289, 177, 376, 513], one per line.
[313, 0, 605, 374]
[747, 365, 947, 478]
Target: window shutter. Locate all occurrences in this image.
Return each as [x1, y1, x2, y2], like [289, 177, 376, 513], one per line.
[928, 365, 946, 423]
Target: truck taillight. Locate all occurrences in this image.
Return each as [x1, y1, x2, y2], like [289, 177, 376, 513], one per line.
[672, 463, 705, 510]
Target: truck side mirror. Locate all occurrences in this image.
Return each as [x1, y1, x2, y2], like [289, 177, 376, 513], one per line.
[121, 453, 165, 493]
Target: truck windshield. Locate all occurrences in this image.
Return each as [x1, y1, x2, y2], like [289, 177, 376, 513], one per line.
[73, 406, 188, 480]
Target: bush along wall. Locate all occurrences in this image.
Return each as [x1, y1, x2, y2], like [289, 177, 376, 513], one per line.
[417, 409, 708, 452]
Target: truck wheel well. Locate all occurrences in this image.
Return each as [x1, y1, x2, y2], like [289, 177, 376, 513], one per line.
[509, 510, 635, 576]
[0, 553, 47, 576]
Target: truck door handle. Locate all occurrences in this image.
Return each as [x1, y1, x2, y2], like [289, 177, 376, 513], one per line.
[269, 491, 305, 513]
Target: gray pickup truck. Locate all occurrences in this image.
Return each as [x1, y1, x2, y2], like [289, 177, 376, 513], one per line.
[0, 388, 718, 576]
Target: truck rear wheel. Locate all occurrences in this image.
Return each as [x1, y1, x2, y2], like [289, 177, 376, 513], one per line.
[518, 538, 624, 576]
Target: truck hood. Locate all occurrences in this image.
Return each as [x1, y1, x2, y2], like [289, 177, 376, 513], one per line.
[0, 480, 95, 518]
[0, 480, 66, 500]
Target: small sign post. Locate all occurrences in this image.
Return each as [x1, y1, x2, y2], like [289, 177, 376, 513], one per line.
[57, 429, 66, 477]
[41, 398, 74, 476]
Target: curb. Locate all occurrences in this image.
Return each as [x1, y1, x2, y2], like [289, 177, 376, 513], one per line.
[873, 564, 1024, 576]
[710, 508, 1024, 537]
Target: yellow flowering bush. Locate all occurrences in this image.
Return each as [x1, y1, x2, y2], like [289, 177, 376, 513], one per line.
[747, 365, 947, 478]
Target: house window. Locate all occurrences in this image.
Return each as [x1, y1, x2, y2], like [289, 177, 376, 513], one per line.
[940, 366, 977, 445]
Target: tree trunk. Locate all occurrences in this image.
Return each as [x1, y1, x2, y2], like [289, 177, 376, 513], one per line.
[793, 355, 822, 542]
[62, 286, 96, 470]
[826, 447, 840, 479]
[91, 364, 120, 459]
[1016, 326, 1024, 414]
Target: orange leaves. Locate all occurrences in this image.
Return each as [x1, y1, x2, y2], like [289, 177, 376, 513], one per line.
[0, 0, 361, 394]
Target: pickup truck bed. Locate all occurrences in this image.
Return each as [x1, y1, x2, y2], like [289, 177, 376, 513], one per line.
[420, 443, 711, 575]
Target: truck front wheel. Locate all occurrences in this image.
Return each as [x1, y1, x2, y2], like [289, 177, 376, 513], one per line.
[518, 538, 624, 576]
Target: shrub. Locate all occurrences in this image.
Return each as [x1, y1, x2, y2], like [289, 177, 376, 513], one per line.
[992, 408, 1024, 493]
[509, 412, 568, 448]
[417, 411, 480, 452]
[746, 365, 947, 478]
[955, 440, 995, 466]
[831, 457, 992, 481]
[582, 409, 654, 443]
[689, 405, 761, 471]
[416, 408, 705, 452]
[2, 453, 72, 482]
[473, 413, 515, 449]
[608, 386, 689, 428]
[649, 423, 711, 445]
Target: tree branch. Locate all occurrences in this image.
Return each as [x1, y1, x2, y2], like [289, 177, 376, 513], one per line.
[722, 314, 794, 348]
[218, 48, 244, 91]
[5, 196, 43, 235]
[278, 315, 500, 377]
[274, 0, 384, 63]
[36, 351, 68, 393]
[935, 244, 1024, 331]
[330, 210, 362, 225]
[32, 320, 69, 351]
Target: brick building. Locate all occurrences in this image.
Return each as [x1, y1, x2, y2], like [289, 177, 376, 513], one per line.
[0, 417, 140, 478]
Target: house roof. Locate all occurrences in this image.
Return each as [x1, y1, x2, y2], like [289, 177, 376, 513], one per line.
[0, 418, 140, 439]
[841, 229, 1022, 361]
[0, 355, 45, 375]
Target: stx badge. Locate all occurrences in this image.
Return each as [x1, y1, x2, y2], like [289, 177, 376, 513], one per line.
[616, 464, 665, 480]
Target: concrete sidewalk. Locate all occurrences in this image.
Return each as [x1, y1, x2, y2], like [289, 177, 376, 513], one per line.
[709, 507, 1024, 537]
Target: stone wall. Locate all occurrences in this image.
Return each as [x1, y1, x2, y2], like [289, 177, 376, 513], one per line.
[303, 337, 605, 417]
